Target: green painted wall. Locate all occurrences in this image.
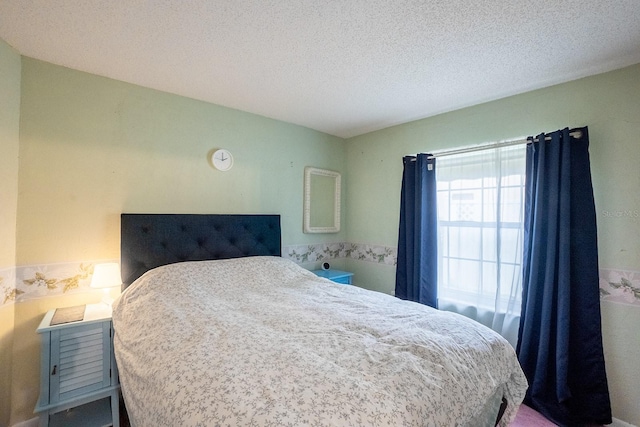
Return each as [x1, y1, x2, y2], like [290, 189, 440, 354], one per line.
[0, 40, 20, 269]
[10, 57, 347, 423]
[0, 38, 20, 427]
[345, 63, 640, 425]
[17, 58, 347, 266]
[4, 46, 639, 425]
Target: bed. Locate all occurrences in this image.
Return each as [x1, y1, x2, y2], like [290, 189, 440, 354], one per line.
[113, 214, 527, 426]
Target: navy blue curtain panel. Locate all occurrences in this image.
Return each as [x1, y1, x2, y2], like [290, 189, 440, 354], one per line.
[395, 154, 438, 308]
[516, 127, 611, 426]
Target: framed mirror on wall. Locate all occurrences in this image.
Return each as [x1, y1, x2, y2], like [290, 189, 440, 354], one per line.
[303, 167, 341, 233]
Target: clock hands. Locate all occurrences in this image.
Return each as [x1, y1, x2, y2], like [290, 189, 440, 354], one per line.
[212, 150, 232, 171]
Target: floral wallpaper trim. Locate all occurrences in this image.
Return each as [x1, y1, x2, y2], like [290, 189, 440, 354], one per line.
[0, 267, 17, 306]
[13, 245, 399, 302]
[282, 242, 397, 266]
[283, 245, 639, 307]
[282, 242, 349, 264]
[599, 268, 640, 306]
[14, 260, 117, 303]
[13, 255, 637, 308]
[346, 242, 397, 266]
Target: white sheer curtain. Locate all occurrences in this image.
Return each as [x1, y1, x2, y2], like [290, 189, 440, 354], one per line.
[436, 144, 526, 347]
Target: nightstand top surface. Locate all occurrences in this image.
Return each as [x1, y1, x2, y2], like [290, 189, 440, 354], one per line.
[37, 303, 112, 333]
[312, 269, 354, 279]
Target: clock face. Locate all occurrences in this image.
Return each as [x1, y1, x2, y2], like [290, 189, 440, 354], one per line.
[211, 149, 233, 171]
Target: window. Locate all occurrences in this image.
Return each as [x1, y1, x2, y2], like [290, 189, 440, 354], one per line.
[436, 145, 526, 344]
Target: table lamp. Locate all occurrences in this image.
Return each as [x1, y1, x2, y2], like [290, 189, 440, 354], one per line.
[90, 262, 122, 306]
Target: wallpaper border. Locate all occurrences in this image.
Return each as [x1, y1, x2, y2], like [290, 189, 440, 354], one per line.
[7, 260, 118, 304]
[0, 266, 16, 306]
[7, 243, 396, 303]
[282, 242, 397, 266]
[599, 268, 640, 307]
[6, 248, 639, 308]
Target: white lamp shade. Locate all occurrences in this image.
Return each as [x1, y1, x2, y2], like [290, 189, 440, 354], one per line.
[90, 263, 122, 289]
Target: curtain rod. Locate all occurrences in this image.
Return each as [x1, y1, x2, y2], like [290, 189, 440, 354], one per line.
[423, 130, 583, 160]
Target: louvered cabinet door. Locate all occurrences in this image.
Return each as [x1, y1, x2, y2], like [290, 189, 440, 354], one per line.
[49, 321, 112, 403]
[35, 304, 120, 427]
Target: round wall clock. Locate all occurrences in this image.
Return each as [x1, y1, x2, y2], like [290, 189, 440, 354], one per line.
[211, 149, 234, 171]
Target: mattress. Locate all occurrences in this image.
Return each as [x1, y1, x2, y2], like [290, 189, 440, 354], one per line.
[112, 256, 527, 426]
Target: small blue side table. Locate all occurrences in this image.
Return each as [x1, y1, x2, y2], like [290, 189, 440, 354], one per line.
[35, 303, 120, 427]
[312, 269, 354, 285]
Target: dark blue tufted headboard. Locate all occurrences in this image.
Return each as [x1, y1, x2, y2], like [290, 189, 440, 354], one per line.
[121, 214, 281, 288]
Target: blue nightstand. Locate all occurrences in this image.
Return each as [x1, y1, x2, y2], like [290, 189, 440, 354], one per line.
[312, 269, 354, 285]
[35, 303, 120, 427]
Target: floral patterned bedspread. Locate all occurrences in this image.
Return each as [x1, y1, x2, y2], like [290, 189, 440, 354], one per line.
[113, 256, 527, 427]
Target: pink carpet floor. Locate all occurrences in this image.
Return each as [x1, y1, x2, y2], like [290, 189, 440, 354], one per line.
[511, 404, 557, 426]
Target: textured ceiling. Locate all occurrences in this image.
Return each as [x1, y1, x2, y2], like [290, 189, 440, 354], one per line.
[1, 1, 639, 138]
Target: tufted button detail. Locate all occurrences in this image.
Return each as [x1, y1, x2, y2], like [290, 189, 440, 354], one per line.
[122, 214, 281, 286]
